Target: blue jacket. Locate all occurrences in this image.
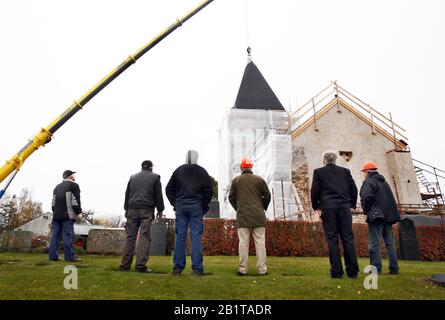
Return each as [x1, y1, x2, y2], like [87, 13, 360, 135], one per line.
[360, 171, 401, 225]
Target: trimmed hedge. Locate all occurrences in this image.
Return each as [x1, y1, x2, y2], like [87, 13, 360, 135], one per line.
[416, 226, 445, 261]
[194, 219, 444, 262]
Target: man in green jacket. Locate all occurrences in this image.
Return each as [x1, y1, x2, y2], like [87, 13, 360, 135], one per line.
[229, 158, 271, 276]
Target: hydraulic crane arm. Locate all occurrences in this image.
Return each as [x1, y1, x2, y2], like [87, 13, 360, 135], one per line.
[0, 0, 214, 198]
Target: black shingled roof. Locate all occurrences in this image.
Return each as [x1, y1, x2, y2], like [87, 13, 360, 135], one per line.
[234, 61, 284, 111]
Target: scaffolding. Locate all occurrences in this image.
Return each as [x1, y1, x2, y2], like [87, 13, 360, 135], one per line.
[291, 81, 409, 150]
[218, 108, 302, 220]
[413, 159, 445, 216]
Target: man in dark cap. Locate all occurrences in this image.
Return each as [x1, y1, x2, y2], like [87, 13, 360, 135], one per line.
[49, 170, 82, 262]
[119, 160, 165, 273]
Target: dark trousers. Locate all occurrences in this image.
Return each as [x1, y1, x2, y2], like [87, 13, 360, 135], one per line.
[48, 220, 75, 261]
[120, 208, 154, 271]
[321, 208, 359, 277]
[173, 204, 204, 273]
[368, 222, 399, 273]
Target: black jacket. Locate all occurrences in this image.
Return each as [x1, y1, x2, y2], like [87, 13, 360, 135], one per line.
[52, 179, 82, 221]
[124, 169, 165, 212]
[360, 171, 401, 225]
[311, 164, 358, 210]
[165, 164, 213, 211]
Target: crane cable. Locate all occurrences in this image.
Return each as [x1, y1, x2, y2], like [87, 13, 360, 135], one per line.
[244, 0, 252, 58]
[244, 0, 250, 47]
[0, 171, 18, 199]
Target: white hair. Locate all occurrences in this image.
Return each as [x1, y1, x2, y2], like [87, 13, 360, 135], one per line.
[322, 151, 337, 165]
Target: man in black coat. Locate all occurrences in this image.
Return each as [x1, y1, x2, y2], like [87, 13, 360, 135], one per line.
[360, 162, 401, 275]
[311, 152, 359, 279]
[119, 160, 165, 273]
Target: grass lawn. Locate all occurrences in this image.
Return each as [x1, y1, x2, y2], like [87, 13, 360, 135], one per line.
[0, 252, 444, 300]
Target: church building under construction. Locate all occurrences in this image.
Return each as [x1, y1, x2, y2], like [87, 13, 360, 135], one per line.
[218, 52, 444, 221]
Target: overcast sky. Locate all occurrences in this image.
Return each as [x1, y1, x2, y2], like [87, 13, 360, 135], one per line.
[0, 0, 444, 219]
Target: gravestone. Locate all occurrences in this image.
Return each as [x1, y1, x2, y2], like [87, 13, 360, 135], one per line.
[430, 274, 445, 287]
[205, 199, 220, 219]
[405, 215, 444, 227]
[398, 218, 421, 261]
[150, 222, 167, 256]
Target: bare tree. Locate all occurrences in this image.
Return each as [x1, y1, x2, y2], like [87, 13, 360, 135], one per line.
[0, 189, 43, 230]
[17, 189, 43, 222]
[0, 194, 18, 231]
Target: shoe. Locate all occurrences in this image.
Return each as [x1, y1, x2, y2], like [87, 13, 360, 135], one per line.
[347, 274, 358, 279]
[192, 271, 213, 276]
[118, 267, 130, 272]
[331, 274, 343, 279]
[136, 268, 153, 273]
[49, 258, 60, 262]
[66, 257, 82, 262]
[389, 269, 399, 275]
[237, 271, 247, 276]
[172, 270, 182, 276]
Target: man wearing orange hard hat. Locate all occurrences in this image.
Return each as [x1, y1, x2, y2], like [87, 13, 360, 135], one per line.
[360, 161, 401, 275]
[229, 157, 271, 276]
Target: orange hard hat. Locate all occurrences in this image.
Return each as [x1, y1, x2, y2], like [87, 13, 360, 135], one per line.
[361, 162, 378, 172]
[240, 158, 253, 168]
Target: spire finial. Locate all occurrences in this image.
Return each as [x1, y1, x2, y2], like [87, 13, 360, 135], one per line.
[247, 46, 252, 63]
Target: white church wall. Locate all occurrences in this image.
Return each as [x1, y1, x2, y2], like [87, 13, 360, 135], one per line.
[386, 150, 423, 205]
[292, 105, 422, 208]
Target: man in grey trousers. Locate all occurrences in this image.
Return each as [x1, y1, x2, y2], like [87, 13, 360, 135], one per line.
[119, 160, 164, 273]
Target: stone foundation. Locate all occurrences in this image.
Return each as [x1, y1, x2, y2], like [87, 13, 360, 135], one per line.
[86, 229, 126, 255]
[0, 231, 33, 252]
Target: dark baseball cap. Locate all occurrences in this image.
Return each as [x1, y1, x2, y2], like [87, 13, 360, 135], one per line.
[141, 160, 153, 169]
[63, 170, 76, 179]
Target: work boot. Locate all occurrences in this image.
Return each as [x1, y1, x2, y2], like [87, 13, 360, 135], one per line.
[66, 257, 82, 262]
[136, 268, 153, 273]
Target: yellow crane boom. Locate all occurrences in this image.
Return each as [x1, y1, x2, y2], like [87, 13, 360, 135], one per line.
[0, 0, 215, 198]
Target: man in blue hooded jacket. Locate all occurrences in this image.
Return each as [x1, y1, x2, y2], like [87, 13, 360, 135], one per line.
[166, 150, 213, 276]
[360, 162, 401, 275]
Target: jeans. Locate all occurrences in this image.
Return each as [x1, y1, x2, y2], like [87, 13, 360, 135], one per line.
[173, 204, 204, 273]
[120, 208, 154, 271]
[368, 222, 399, 273]
[321, 208, 359, 277]
[48, 220, 75, 261]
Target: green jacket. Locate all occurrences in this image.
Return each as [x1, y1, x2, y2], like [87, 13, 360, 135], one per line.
[229, 170, 271, 228]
